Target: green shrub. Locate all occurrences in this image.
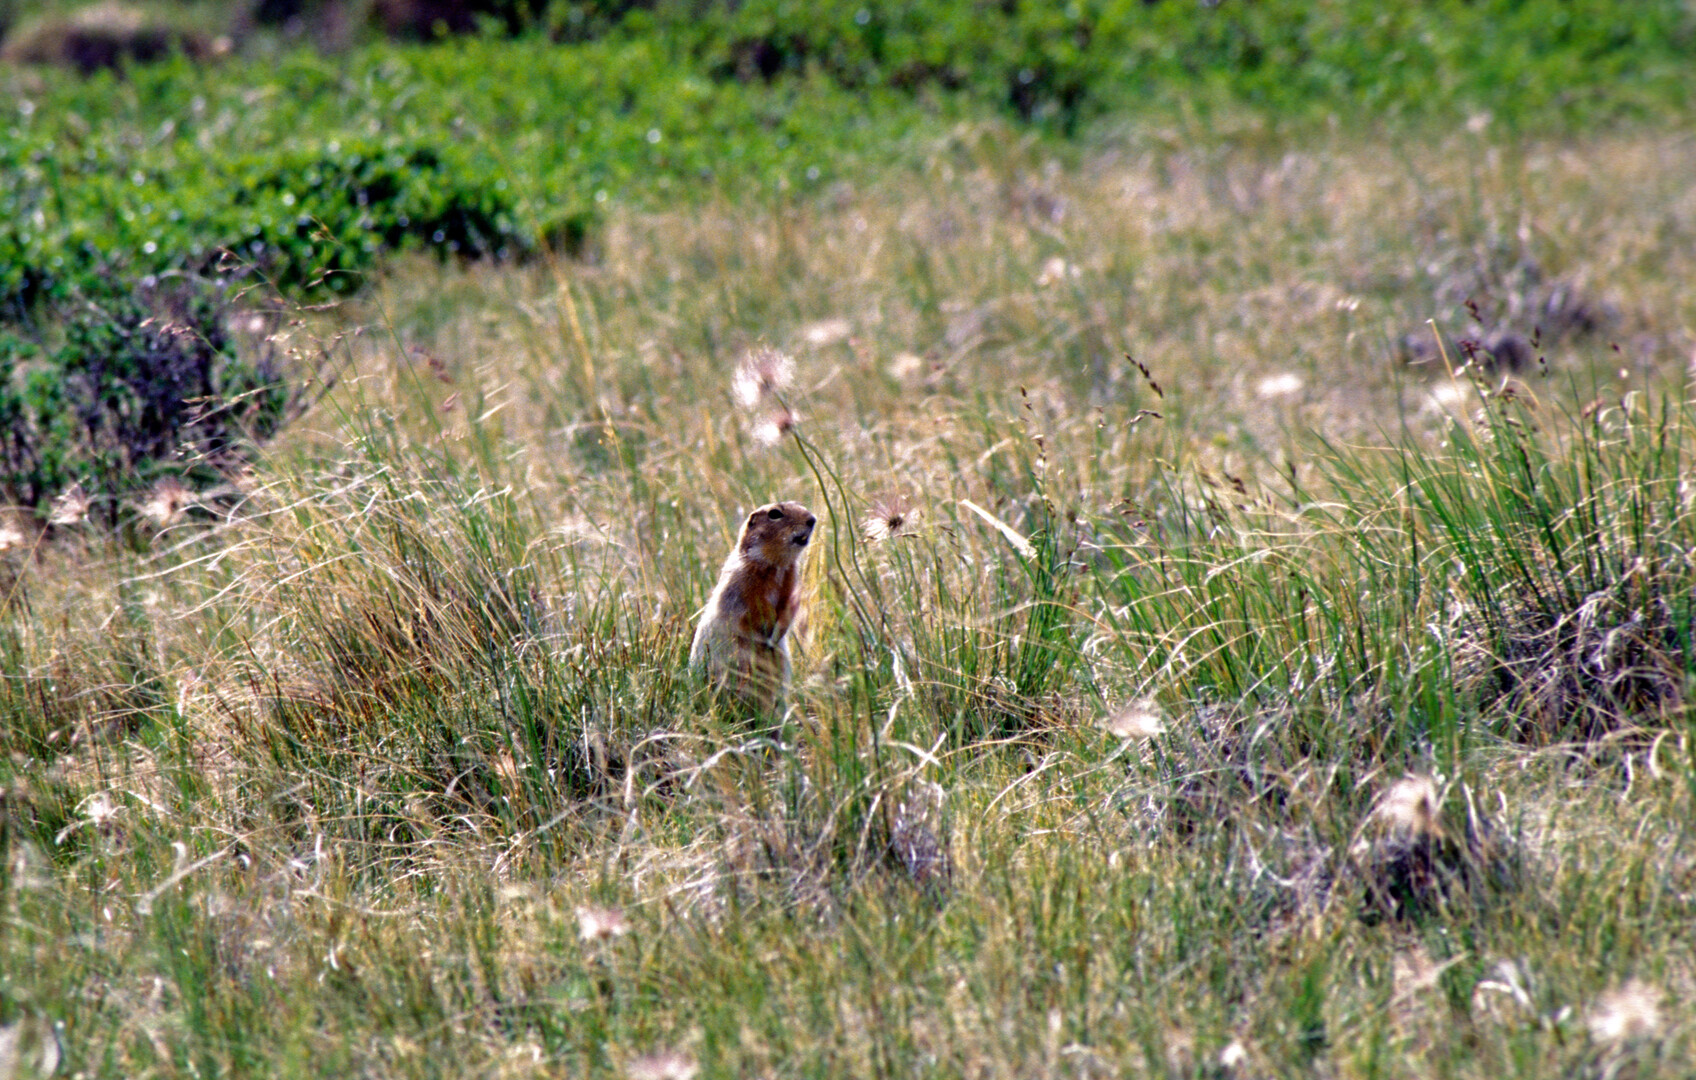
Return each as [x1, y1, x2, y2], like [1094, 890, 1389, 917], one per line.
[0, 272, 295, 520]
[0, 133, 533, 314]
[3, 0, 1681, 327]
[214, 138, 528, 294]
[674, 0, 1695, 129]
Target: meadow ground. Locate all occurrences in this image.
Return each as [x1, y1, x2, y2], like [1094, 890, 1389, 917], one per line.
[3, 118, 1696, 1077]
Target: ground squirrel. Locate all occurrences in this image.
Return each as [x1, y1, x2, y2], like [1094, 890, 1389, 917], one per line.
[690, 500, 816, 710]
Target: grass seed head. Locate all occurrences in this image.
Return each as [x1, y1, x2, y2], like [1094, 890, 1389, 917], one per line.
[48, 484, 91, 527]
[0, 514, 29, 552]
[750, 407, 800, 446]
[1375, 775, 1443, 838]
[627, 1050, 697, 1080]
[732, 345, 795, 409]
[863, 494, 916, 542]
[137, 476, 191, 527]
[1586, 980, 1662, 1045]
[575, 904, 630, 943]
[1101, 698, 1166, 739]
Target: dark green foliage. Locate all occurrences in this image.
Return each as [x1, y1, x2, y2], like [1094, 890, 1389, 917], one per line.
[370, 0, 536, 39]
[0, 273, 293, 517]
[688, 0, 1106, 129]
[0, 133, 531, 315]
[360, 0, 1693, 132]
[0, 124, 527, 515]
[215, 139, 526, 294]
[1, 0, 1690, 540]
[6, 0, 1690, 320]
[373, 0, 668, 41]
[652, 0, 1696, 131]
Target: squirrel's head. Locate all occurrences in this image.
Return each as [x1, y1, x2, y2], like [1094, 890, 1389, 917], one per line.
[739, 501, 816, 562]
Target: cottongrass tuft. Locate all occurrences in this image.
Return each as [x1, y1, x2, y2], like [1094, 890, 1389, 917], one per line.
[626, 1049, 698, 1080]
[1586, 980, 1662, 1045]
[1374, 774, 1443, 838]
[732, 346, 795, 409]
[575, 904, 631, 943]
[1218, 1039, 1250, 1072]
[1101, 698, 1165, 739]
[800, 317, 851, 347]
[886, 351, 926, 380]
[1036, 256, 1079, 287]
[750, 407, 800, 447]
[137, 476, 192, 527]
[862, 494, 917, 543]
[1255, 372, 1304, 399]
[1421, 379, 1475, 417]
[48, 483, 91, 526]
[1353, 774, 1517, 922]
[0, 514, 28, 552]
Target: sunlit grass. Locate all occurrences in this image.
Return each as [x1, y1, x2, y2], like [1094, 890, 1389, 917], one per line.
[3, 123, 1695, 1077]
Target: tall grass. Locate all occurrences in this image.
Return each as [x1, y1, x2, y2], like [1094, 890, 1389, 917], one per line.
[1091, 369, 1696, 754]
[2, 127, 1695, 1077]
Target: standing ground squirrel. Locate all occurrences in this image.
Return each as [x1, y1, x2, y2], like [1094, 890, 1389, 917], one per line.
[690, 501, 816, 710]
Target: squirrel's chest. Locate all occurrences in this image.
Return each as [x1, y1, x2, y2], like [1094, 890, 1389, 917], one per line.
[739, 569, 797, 648]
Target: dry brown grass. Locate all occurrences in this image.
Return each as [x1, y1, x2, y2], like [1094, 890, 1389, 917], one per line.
[3, 124, 1695, 1077]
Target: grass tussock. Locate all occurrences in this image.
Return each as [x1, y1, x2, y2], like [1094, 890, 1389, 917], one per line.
[3, 126, 1696, 1077]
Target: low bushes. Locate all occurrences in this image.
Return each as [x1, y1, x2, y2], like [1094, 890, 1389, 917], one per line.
[0, 134, 531, 317]
[4, 0, 1690, 523]
[214, 138, 528, 293]
[0, 273, 299, 519]
[617, 0, 1696, 130]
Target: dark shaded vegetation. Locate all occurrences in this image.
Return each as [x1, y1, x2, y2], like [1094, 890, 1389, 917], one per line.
[0, 273, 306, 517]
[0, 3, 219, 74]
[274, 1, 1696, 132]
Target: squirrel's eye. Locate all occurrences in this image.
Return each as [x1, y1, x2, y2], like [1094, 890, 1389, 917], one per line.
[767, 507, 785, 520]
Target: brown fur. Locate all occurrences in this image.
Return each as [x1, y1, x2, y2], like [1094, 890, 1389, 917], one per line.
[690, 501, 816, 711]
